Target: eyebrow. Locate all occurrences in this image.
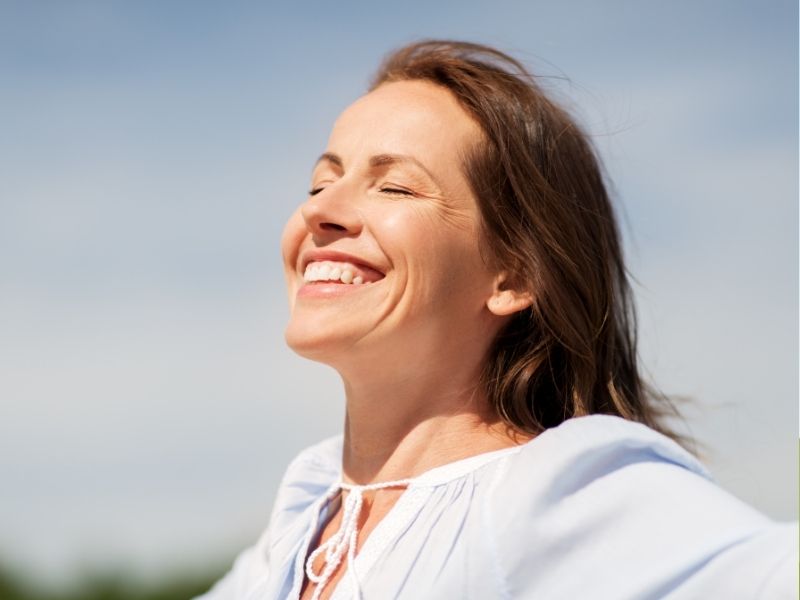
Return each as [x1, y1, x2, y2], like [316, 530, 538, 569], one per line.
[313, 152, 442, 188]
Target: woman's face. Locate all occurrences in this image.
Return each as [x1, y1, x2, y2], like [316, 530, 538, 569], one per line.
[281, 79, 504, 368]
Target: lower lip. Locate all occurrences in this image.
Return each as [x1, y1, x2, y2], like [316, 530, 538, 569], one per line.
[297, 281, 379, 299]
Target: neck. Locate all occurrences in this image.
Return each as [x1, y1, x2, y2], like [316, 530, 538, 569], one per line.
[338, 359, 529, 484]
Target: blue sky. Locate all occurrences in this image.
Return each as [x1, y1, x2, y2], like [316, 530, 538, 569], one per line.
[0, 0, 796, 584]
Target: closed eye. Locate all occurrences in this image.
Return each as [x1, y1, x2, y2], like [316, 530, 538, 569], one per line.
[308, 186, 414, 197]
[380, 187, 414, 196]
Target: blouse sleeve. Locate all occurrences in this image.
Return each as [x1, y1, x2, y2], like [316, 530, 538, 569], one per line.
[485, 415, 798, 599]
[192, 524, 272, 600]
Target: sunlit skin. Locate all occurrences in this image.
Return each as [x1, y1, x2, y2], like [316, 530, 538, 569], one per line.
[281, 80, 533, 600]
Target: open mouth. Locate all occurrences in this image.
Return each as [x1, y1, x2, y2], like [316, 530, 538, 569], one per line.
[302, 260, 385, 286]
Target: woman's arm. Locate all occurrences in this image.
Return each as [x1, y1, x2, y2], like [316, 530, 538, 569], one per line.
[193, 526, 271, 600]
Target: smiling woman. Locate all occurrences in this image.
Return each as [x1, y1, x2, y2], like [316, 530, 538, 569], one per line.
[282, 78, 511, 385]
[196, 40, 797, 600]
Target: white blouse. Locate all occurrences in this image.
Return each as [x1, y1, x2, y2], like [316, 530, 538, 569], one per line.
[196, 415, 798, 599]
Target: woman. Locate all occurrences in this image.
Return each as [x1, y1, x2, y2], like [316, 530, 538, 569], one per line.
[198, 40, 797, 599]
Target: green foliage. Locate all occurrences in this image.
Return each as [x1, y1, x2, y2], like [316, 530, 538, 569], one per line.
[0, 564, 226, 600]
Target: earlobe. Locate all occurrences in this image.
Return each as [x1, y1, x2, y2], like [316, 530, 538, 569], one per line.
[487, 272, 534, 316]
[487, 290, 534, 316]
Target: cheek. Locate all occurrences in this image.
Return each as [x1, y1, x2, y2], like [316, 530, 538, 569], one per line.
[382, 208, 488, 298]
[281, 208, 307, 270]
[381, 209, 434, 255]
[280, 208, 307, 306]
[380, 209, 448, 291]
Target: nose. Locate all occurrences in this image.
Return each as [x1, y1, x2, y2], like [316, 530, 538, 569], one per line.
[301, 182, 363, 241]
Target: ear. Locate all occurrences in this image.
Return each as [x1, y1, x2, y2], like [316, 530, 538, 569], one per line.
[486, 272, 534, 316]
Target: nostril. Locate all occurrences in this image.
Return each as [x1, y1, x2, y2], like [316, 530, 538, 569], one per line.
[320, 222, 347, 232]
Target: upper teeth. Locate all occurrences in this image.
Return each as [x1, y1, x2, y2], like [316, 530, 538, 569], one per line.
[303, 261, 366, 285]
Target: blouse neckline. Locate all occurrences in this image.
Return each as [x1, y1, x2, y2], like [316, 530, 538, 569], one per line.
[409, 442, 525, 487]
[292, 439, 528, 600]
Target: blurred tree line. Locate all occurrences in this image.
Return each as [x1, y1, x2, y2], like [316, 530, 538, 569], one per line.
[0, 565, 226, 600]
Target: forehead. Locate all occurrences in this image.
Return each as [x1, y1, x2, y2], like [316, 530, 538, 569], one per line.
[325, 80, 482, 184]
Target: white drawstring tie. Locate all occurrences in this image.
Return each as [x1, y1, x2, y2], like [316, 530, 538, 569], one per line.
[305, 478, 412, 600]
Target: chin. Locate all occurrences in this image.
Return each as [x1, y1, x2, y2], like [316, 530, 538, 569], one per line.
[284, 319, 356, 364]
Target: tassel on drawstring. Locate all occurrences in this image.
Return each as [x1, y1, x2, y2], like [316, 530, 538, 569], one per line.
[304, 479, 413, 600]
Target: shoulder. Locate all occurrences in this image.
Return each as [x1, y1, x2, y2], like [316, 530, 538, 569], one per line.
[486, 415, 797, 599]
[489, 414, 709, 514]
[268, 434, 343, 534]
[520, 412, 707, 477]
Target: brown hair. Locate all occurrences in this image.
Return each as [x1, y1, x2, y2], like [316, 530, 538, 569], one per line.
[369, 40, 688, 445]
